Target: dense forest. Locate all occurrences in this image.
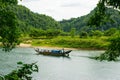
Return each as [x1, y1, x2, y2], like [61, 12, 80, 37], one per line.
[7, 5, 61, 34]
[6, 5, 120, 35]
[60, 7, 120, 34]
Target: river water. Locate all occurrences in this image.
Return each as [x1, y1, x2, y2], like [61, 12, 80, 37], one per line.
[0, 48, 120, 80]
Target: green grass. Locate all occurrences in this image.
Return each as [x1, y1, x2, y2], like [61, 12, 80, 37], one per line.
[29, 36, 110, 50]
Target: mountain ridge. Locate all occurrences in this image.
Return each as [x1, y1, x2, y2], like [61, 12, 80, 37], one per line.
[60, 7, 120, 34]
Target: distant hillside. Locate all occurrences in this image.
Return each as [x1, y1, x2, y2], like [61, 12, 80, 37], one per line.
[7, 5, 120, 34]
[7, 5, 60, 33]
[60, 8, 120, 34]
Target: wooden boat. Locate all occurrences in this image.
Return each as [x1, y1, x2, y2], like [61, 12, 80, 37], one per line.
[34, 48, 72, 57]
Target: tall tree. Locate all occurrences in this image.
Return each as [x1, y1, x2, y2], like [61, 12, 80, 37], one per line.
[0, 0, 20, 51]
[88, 0, 106, 27]
[104, 0, 120, 9]
[89, 0, 120, 61]
[88, 0, 120, 27]
[70, 28, 76, 38]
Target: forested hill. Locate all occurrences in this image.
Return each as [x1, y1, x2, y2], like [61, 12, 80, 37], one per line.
[60, 8, 120, 33]
[7, 5, 120, 34]
[8, 5, 60, 33]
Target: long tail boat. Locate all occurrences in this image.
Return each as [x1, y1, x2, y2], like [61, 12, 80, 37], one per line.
[34, 48, 72, 57]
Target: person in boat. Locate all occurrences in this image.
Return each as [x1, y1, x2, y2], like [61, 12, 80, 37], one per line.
[51, 50, 62, 54]
[62, 48, 64, 53]
[35, 48, 39, 52]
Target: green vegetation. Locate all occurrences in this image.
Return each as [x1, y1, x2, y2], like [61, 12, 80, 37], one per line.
[70, 28, 76, 38]
[8, 5, 119, 52]
[3, 62, 38, 80]
[95, 37, 120, 61]
[26, 36, 108, 50]
[7, 5, 61, 34]
[5, 3, 119, 52]
[60, 8, 120, 34]
[0, 1, 61, 51]
[87, 0, 120, 61]
[2, 2, 120, 37]
[29, 28, 61, 39]
[0, 0, 20, 51]
[0, 1, 39, 80]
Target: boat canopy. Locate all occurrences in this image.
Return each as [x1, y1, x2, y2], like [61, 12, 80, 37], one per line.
[51, 50, 62, 54]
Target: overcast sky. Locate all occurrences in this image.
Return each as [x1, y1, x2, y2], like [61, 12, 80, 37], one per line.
[19, 0, 99, 21]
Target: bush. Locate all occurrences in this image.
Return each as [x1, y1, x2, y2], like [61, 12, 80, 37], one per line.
[93, 30, 103, 37]
[4, 62, 38, 80]
[79, 31, 88, 38]
[104, 28, 117, 36]
[95, 37, 120, 61]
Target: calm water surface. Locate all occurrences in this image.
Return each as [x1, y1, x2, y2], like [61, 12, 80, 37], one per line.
[0, 48, 120, 80]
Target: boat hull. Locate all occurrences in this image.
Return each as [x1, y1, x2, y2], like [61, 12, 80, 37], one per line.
[35, 48, 72, 57]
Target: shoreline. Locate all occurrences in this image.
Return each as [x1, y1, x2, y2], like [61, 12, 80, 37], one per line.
[18, 43, 105, 51]
[18, 43, 79, 50]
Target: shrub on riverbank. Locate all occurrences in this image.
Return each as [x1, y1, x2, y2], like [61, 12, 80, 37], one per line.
[4, 62, 38, 80]
[31, 36, 109, 50]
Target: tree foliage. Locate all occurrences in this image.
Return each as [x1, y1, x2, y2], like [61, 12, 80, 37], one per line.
[0, 0, 60, 51]
[88, 0, 120, 27]
[0, 0, 20, 51]
[29, 28, 46, 38]
[7, 5, 61, 34]
[79, 31, 88, 38]
[45, 29, 61, 38]
[88, 0, 120, 61]
[4, 62, 38, 80]
[104, 28, 118, 36]
[95, 36, 120, 61]
[60, 8, 120, 34]
[88, 0, 106, 27]
[104, 0, 120, 9]
[92, 30, 103, 37]
[0, 0, 18, 5]
[70, 28, 76, 38]
[29, 28, 61, 38]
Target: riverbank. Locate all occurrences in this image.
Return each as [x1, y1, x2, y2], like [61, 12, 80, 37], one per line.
[18, 43, 105, 50]
[1, 36, 109, 50]
[0, 43, 104, 50]
[18, 43, 79, 50]
[30, 36, 109, 50]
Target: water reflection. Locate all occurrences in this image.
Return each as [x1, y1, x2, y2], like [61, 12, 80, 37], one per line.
[0, 48, 120, 80]
[36, 53, 71, 60]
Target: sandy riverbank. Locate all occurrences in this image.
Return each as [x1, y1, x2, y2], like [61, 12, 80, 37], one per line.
[18, 43, 32, 48]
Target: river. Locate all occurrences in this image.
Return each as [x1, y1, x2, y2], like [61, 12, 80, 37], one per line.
[0, 48, 120, 80]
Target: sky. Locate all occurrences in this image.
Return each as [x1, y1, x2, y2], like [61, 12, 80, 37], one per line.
[18, 0, 99, 21]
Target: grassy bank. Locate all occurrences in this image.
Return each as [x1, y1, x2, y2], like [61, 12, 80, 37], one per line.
[0, 36, 110, 50]
[23, 36, 110, 50]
